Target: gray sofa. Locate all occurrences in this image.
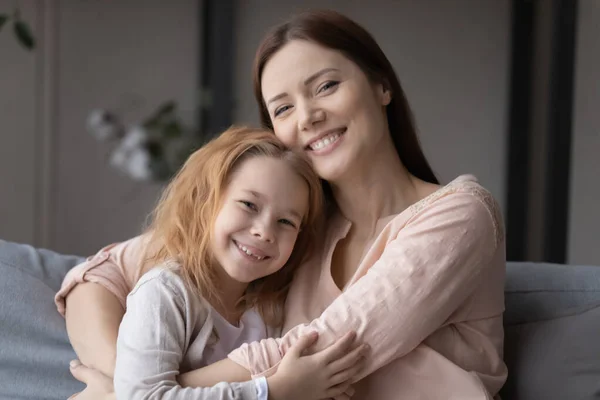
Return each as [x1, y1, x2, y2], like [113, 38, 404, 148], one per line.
[1, 239, 599, 400]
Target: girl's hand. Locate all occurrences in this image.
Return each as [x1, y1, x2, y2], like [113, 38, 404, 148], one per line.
[68, 360, 115, 400]
[267, 331, 367, 400]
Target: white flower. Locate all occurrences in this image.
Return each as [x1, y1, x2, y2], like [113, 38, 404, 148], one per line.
[108, 143, 129, 170]
[125, 147, 153, 181]
[87, 109, 123, 141]
[120, 126, 148, 150]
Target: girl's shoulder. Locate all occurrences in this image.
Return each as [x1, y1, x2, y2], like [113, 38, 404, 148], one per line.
[131, 262, 199, 301]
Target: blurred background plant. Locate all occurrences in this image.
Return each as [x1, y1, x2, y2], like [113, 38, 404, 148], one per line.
[3, 3, 201, 183]
[0, 3, 35, 50]
[87, 102, 201, 182]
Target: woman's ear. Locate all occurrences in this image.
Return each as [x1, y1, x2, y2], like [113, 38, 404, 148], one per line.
[377, 81, 392, 106]
[381, 87, 392, 106]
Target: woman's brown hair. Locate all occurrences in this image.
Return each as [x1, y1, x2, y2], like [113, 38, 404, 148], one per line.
[142, 126, 323, 327]
[253, 9, 438, 185]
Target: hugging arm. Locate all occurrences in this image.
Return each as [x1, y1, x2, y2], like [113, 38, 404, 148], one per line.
[227, 193, 501, 380]
[65, 282, 124, 378]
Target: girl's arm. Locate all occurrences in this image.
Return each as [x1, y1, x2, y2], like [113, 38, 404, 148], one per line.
[227, 192, 504, 380]
[114, 268, 261, 400]
[116, 268, 365, 400]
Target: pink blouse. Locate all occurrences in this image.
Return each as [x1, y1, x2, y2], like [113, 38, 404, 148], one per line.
[227, 175, 507, 399]
[55, 175, 507, 399]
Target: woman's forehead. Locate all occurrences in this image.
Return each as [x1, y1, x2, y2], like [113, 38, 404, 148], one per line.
[261, 41, 353, 95]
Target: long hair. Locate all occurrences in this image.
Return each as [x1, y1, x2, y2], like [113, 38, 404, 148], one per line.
[253, 9, 438, 189]
[142, 126, 323, 327]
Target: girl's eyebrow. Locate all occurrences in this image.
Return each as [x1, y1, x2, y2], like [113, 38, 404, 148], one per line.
[242, 189, 303, 220]
[266, 67, 340, 106]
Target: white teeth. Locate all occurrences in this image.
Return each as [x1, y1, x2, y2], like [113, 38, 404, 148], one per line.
[237, 242, 263, 260]
[310, 133, 340, 150]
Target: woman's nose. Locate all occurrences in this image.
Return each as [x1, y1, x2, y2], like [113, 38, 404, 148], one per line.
[297, 101, 325, 132]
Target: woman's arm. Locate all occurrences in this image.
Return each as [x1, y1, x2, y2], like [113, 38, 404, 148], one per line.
[58, 236, 148, 376]
[116, 268, 366, 400]
[65, 283, 124, 378]
[228, 192, 504, 379]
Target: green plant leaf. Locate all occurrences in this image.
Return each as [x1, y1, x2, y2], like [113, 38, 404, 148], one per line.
[143, 101, 177, 129]
[0, 14, 9, 32]
[14, 20, 35, 50]
[164, 121, 182, 138]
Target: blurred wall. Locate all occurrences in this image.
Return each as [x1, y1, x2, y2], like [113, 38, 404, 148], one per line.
[233, 0, 511, 210]
[2, 1, 596, 263]
[568, 1, 600, 265]
[0, 0, 199, 255]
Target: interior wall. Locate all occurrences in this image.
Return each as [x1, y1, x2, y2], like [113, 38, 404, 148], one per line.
[568, 0, 600, 265]
[0, 0, 199, 255]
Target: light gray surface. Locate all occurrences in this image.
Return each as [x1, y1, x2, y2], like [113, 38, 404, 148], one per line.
[0, 239, 84, 400]
[502, 262, 600, 400]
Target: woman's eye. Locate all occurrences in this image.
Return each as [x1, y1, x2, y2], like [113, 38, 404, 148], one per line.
[239, 200, 257, 211]
[317, 80, 339, 94]
[278, 219, 297, 229]
[274, 105, 292, 117]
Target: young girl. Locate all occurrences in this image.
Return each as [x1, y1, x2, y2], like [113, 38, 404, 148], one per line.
[112, 126, 366, 400]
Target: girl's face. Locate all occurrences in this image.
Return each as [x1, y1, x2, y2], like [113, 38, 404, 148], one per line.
[261, 40, 392, 182]
[211, 155, 309, 285]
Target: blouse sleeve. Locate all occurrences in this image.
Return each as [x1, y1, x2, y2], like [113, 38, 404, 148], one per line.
[114, 268, 259, 400]
[228, 192, 502, 379]
[54, 234, 149, 315]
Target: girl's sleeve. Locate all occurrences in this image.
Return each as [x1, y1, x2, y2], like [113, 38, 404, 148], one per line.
[228, 192, 503, 379]
[114, 269, 260, 400]
[54, 235, 148, 315]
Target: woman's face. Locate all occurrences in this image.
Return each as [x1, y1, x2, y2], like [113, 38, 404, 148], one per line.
[261, 40, 392, 182]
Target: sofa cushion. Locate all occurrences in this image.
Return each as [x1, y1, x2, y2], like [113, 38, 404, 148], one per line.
[0, 239, 85, 400]
[502, 262, 600, 400]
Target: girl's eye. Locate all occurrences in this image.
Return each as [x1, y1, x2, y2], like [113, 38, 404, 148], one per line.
[239, 200, 257, 211]
[278, 219, 297, 229]
[274, 105, 292, 117]
[317, 80, 339, 94]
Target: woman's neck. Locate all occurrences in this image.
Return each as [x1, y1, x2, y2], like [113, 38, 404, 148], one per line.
[330, 146, 424, 235]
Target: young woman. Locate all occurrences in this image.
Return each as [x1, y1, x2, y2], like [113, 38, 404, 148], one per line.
[60, 9, 507, 400]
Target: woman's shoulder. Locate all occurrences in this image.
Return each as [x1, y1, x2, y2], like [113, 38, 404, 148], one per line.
[406, 174, 505, 246]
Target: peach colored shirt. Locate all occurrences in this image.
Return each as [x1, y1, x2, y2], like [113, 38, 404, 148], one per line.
[55, 174, 507, 399]
[227, 175, 507, 399]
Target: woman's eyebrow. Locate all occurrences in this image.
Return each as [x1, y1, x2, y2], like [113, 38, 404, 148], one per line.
[266, 67, 340, 106]
[303, 67, 339, 86]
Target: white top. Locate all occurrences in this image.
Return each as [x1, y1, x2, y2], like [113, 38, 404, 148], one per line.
[114, 265, 270, 400]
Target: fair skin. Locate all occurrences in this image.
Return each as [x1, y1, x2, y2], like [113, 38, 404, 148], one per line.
[65, 39, 438, 397]
[262, 40, 440, 288]
[209, 155, 308, 323]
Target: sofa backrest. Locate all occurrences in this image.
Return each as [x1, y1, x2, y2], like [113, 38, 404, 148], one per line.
[502, 262, 600, 400]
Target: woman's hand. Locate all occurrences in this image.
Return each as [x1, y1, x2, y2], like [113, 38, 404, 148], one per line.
[267, 331, 367, 400]
[68, 360, 115, 400]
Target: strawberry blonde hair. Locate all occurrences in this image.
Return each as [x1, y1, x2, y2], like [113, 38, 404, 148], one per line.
[142, 126, 323, 327]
